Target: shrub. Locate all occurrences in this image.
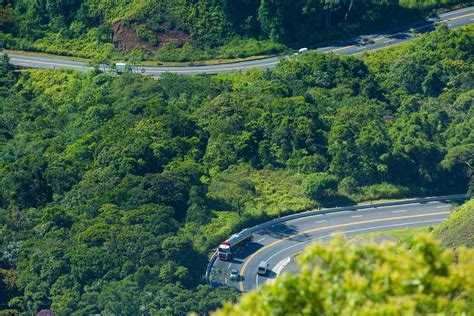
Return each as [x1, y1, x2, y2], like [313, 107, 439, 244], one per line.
[339, 176, 359, 195]
[362, 183, 410, 200]
[135, 25, 158, 46]
[302, 172, 338, 200]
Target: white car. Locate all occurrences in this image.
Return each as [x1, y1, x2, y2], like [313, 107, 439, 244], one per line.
[298, 48, 309, 54]
[257, 261, 269, 276]
[230, 269, 239, 281]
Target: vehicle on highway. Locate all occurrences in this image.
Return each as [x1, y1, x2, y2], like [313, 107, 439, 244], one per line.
[298, 47, 309, 54]
[357, 36, 375, 46]
[230, 269, 239, 281]
[218, 229, 253, 260]
[257, 261, 269, 276]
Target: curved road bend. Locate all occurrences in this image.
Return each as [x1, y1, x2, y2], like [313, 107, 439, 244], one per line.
[4, 6, 474, 76]
[210, 198, 465, 292]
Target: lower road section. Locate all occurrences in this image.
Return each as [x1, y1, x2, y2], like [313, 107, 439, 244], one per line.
[210, 198, 463, 292]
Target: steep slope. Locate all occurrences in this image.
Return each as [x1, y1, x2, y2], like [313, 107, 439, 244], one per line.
[433, 199, 474, 248]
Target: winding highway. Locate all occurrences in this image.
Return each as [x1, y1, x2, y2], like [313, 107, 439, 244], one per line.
[4, 6, 474, 76]
[209, 196, 468, 292]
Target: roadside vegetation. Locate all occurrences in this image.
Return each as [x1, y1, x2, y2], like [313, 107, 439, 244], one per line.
[215, 199, 474, 315]
[0, 0, 471, 62]
[350, 226, 434, 244]
[0, 25, 473, 314]
[433, 199, 474, 248]
[349, 198, 473, 246]
[213, 235, 474, 315]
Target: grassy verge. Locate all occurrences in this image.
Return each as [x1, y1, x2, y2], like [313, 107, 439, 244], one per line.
[351, 226, 434, 244]
[433, 199, 474, 248]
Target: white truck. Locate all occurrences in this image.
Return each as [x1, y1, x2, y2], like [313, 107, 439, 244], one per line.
[218, 229, 253, 260]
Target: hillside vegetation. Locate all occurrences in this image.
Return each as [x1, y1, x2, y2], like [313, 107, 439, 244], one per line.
[213, 236, 474, 315]
[433, 199, 474, 248]
[0, 0, 471, 61]
[0, 25, 473, 314]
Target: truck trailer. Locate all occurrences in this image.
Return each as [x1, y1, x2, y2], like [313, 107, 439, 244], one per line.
[217, 229, 253, 260]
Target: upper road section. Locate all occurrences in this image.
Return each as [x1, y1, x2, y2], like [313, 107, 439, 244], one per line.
[4, 6, 474, 76]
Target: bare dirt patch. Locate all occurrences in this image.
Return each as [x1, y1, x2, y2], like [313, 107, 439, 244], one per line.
[111, 22, 191, 52]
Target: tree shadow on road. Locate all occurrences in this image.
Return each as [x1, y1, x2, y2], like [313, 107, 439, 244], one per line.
[258, 222, 300, 239]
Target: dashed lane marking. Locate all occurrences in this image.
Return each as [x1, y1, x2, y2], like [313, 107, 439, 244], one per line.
[239, 211, 450, 291]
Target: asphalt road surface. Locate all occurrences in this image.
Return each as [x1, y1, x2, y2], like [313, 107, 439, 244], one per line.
[4, 6, 474, 77]
[210, 197, 465, 292]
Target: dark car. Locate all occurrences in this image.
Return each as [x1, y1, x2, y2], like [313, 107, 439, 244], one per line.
[357, 36, 375, 46]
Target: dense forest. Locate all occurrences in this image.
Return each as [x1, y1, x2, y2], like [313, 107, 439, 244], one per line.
[0, 24, 473, 314]
[0, 0, 472, 61]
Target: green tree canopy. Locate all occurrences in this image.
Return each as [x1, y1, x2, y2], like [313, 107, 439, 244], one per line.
[302, 172, 338, 200]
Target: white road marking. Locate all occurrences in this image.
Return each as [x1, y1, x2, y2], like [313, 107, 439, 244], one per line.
[247, 217, 448, 289]
[351, 215, 363, 218]
[384, 203, 418, 208]
[437, 205, 449, 209]
[392, 210, 407, 213]
[228, 263, 232, 268]
[257, 238, 266, 242]
[263, 218, 445, 269]
[269, 257, 291, 284]
[356, 46, 365, 50]
[224, 278, 228, 284]
[470, 17, 474, 21]
[314, 220, 326, 224]
[441, 7, 473, 17]
[384, 39, 395, 43]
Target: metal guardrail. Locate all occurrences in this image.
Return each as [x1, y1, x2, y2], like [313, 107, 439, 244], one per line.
[205, 250, 219, 284]
[205, 193, 471, 283]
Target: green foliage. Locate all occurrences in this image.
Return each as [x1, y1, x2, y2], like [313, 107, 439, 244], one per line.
[0, 0, 470, 61]
[302, 172, 338, 200]
[136, 24, 159, 46]
[338, 176, 359, 195]
[0, 25, 473, 314]
[214, 236, 474, 315]
[154, 38, 285, 62]
[0, 54, 17, 87]
[353, 226, 433, 244]
[433, 199, 474, 248]
[361, 183, 411, 201]
[208, 165, 257, 216]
